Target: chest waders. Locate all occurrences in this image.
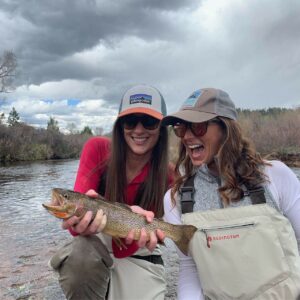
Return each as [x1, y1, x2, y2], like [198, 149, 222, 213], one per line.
[180, 175, 300, 300]
[98, 170, 166, 300]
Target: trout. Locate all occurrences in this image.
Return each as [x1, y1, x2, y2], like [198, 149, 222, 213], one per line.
[43, 188, 197, 255]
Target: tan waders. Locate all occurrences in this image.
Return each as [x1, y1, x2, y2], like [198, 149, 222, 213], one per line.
[50, 235, 113, 299]
[50, 235, 166, 300]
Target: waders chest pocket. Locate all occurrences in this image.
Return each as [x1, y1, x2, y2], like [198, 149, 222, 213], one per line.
[185, 214, 290, 299]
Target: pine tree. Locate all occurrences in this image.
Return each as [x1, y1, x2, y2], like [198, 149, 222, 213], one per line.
[81, 126, 93, 135]
[47, 117, 60, 132]
[7, 107, 20, 126]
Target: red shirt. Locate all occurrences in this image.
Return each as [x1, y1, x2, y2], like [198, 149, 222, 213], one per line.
[72, 136, 174, 258]
[74, 136, 110, 194]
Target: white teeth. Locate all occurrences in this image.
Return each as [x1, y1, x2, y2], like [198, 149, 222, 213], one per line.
[133, 137, 147, 142]
[188, 144, 202, 149]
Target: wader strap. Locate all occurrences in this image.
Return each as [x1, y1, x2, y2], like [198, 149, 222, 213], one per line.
[179, 174, 266, 214]
[243, 184, 266, 204]
[179, 174, 195, 214]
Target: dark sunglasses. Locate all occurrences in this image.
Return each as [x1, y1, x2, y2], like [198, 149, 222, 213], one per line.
[172, 121, 208, 138]
[121, 114, 160, 130]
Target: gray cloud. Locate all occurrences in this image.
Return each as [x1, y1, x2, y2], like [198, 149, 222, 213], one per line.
[0, 0, 299, 131]
[1, 0, 198, 85]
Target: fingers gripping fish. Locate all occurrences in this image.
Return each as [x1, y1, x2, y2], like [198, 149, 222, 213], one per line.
[43, 188, 197, 255]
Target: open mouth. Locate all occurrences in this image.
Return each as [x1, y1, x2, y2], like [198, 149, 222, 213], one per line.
[42, 203, 70, 219]
[188, 144, 204, 154]
[42, 201, 78, 219]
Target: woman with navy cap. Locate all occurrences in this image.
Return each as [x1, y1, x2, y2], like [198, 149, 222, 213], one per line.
[50, 84, 174, 300]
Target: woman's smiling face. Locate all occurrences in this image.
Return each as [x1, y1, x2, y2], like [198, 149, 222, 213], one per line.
[181, 120, 225, 172]
[122, 114, 160, 157]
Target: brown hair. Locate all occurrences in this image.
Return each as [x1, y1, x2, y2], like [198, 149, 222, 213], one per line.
[171, 117, 269, 206]
[106, 119, 169, 217]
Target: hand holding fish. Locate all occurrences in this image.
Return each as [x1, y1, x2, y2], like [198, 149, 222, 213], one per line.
[61, 189, 107, 235]
[126, 205, 166, 252]
[63, 208, 107, 235]
[52, 189, 165, 251]
[43, 188, 197, 255]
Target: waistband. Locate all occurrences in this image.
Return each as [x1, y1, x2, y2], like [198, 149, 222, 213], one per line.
[131, 255, 164, 265]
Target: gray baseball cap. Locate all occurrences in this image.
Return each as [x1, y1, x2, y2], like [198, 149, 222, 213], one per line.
[162, 88, 237, 125]
[118, 84, 167, 120]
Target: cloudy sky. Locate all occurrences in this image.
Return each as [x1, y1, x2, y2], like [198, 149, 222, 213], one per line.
[0, 0, 300, 133]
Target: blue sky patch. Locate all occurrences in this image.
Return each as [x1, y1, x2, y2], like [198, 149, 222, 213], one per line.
[43, 99, 54, 104]
[67, 99, 80, 106]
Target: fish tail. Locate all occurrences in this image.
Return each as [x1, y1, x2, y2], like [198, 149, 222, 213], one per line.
[174, 224, 197, 256]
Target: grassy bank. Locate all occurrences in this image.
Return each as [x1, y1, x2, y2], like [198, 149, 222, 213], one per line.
[266, 152, 300, 168]
[1, 107, 299, 166]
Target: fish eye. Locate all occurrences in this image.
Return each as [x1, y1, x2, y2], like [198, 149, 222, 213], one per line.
[63, 193, 69, 199]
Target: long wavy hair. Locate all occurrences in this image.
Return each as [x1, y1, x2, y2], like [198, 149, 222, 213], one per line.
[105, 118, 169, 217]
[171, 117, 269, 206]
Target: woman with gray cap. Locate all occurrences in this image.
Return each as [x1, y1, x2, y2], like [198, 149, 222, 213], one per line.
[49, 84, 174, 300]
[162, 88, 300, 299]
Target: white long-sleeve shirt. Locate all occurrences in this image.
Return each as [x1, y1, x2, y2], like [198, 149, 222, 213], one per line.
[163, 160, 300, 300]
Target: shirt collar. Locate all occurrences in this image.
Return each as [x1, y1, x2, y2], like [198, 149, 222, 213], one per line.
[129, 161, 150, 184]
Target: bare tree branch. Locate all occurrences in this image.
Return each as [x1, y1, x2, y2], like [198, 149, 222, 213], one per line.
[0, 51, 17, 93]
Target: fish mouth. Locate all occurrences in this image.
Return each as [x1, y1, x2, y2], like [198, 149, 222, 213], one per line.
[42, 203, 74, 219]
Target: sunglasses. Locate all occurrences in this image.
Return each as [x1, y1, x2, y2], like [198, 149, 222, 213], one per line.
[172, 121, 208, 138]
[121, 114, 160, 130]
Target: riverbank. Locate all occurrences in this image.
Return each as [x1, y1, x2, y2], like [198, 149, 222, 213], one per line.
[265, 152, 300, 168]
[1, 152, 299, 167]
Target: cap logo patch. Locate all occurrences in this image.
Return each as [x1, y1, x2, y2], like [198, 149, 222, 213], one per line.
[182, 89, 202, 107]
[129, 94, 152, 105]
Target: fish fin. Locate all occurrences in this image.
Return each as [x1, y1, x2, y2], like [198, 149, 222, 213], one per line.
[174, 224, 197, 256]
[113, 237, 128, 250]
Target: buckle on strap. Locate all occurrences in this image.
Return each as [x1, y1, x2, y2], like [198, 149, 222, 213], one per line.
[243, 186, 266, 204]
[179, 186, 195, 213]
[249, 187, 265, 194]
[179, 186, 195, 203]
[243, 186, 265, 197]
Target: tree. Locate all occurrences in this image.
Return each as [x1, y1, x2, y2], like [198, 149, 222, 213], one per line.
[47, 116, 59, 132]
[81, 126, 93, 135]
[7, 107, 20, 126]
[0, 112, 5, 124]
[94, 127, 104, 136]
[0, 51, 17, 93]
[66, 122, 78, 134]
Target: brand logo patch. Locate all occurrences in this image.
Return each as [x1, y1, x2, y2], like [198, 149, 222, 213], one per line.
[206, 234, 240, 248]
[129, 94, 152, 105]
[182, 89, 202, 107]
[209, 234, 240, 241]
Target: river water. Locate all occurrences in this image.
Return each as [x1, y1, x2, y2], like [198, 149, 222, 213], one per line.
[0, 159, 178, 300]
[0, 160, 299, 300]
